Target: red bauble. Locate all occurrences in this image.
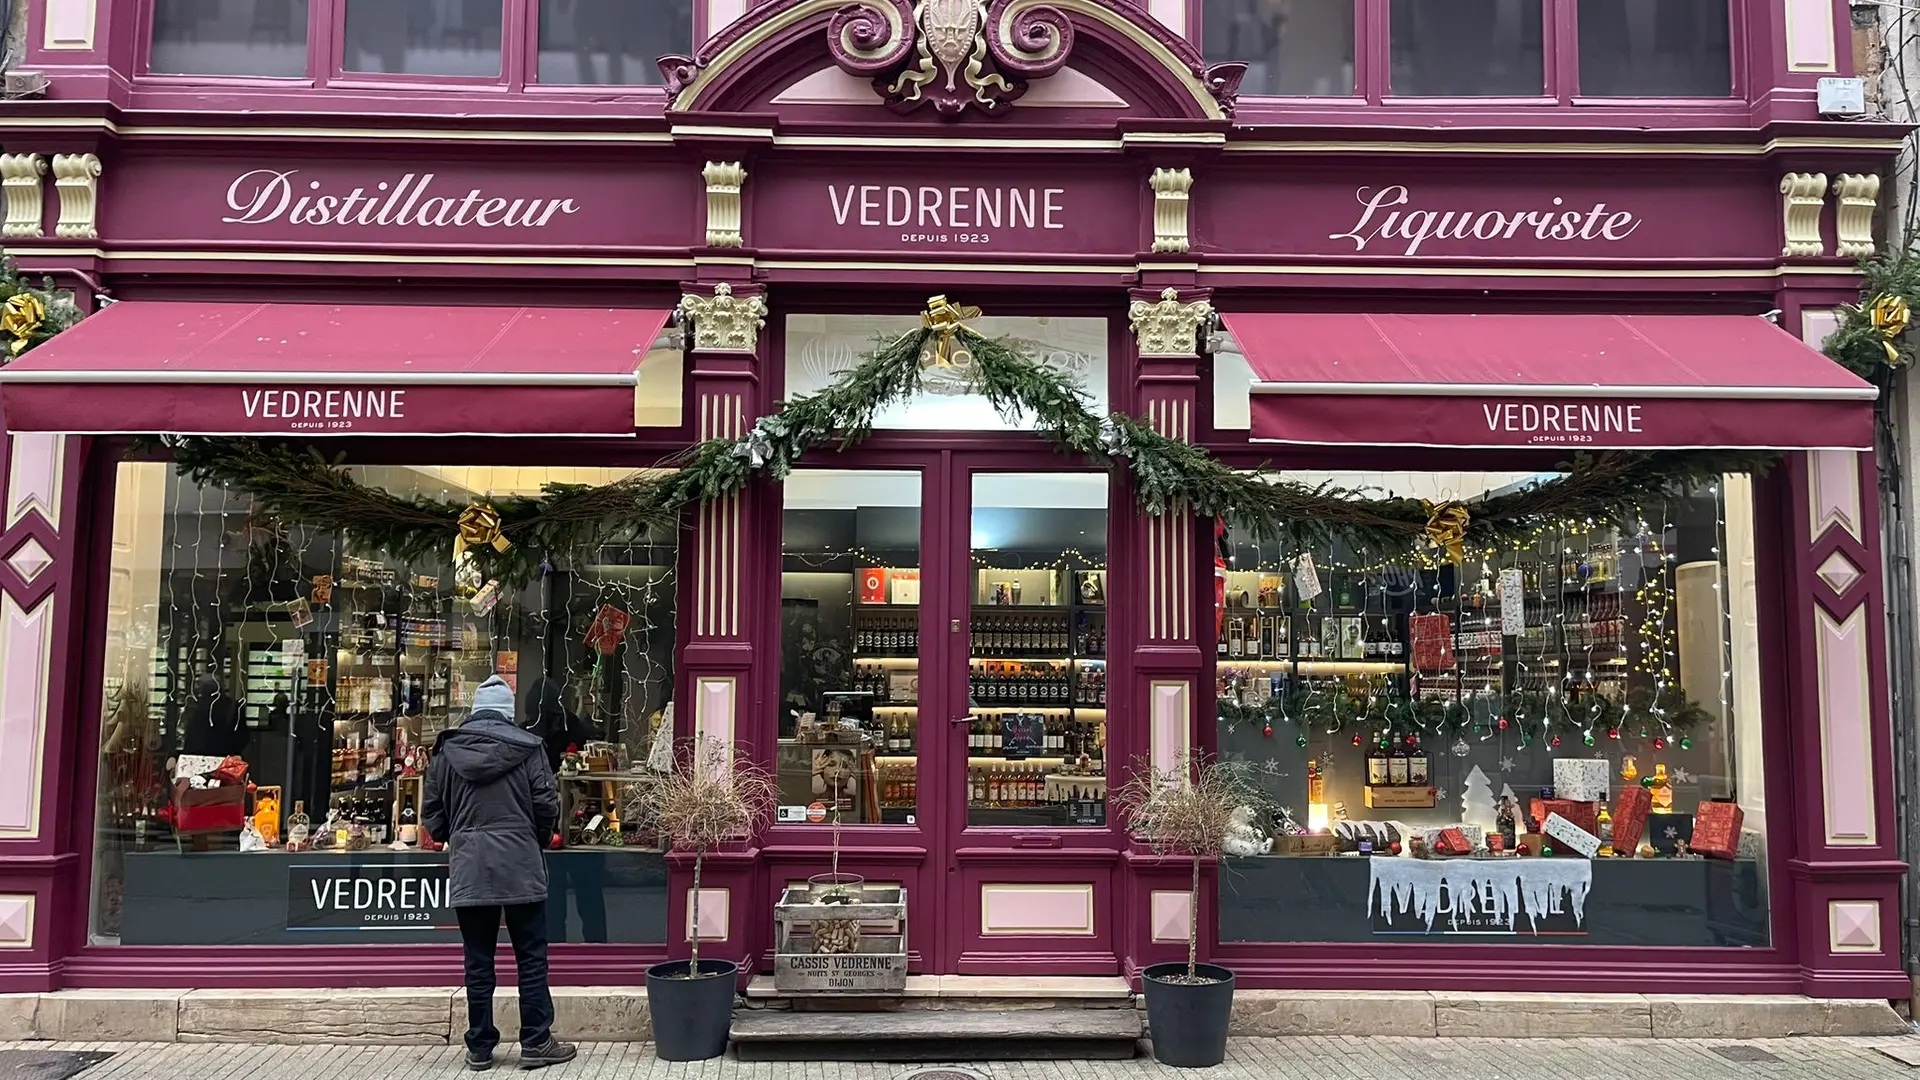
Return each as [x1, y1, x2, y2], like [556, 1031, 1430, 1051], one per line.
[1497, 717, 1509, 730]
[549, 832, 565, 850]
[1404, 734, 1417, 746]
[1352, 734, 1363, 746]
[1515, 842, 1530, 856]
[1607, 727, 1621, 739]
[1262, 722, 1273, 738]
[1389, 842, 1402, 855]
[1652, 737, 1667, 749]
[1551, 736, 1562, 747]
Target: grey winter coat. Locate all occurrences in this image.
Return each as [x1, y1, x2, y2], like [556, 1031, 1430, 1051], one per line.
[422, 712, 560, 908]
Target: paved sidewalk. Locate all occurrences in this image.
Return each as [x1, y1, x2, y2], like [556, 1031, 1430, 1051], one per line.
[7, 1037, 1920, 1080]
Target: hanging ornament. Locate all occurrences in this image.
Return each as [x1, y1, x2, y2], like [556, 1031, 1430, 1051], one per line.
[1262, 721, 1273, 738]
[1551, 736, 1562, 747]
[1607, 726, 1621, 740]
[1404, 734, 1418, 746]
[1497, 717, 1509, 731]
[1295, 733, 1308, 748]
[1451, 737, 1470, 758]
[1582, 730, 1596, 746]
[1678, 735, 1692, 751]
[1652, 736, 1666, 750]
[1352, 734, 1363, 747]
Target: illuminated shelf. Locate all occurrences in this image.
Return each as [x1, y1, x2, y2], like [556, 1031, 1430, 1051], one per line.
[1217, 660, 1409, 675]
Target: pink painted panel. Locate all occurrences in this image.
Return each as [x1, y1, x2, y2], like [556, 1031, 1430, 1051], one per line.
[1150, 890, 1192, 944]
[1810, 449, 1863, 541]
[1198, 172, 1779, 261]
[1817, 607, 1875, 844]
[694, 676, 735, 756]
[1784, 0, 1837, 70]
[101, 156, 699, 249]
[980, 884, 1094, 934]
[0, 599, 50, 837]
[42, 0, 94, 48]
[751, 163, 1142, 258]
[685, 887, 730, 941]
[4, 433, 61, 530]
[1151, 682, 1187, 776]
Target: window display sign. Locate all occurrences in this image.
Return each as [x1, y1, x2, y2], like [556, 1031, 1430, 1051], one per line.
[287, 862, 456, 932]
[1000, 713, 1045, 760]
[1368, 858, 1590, 936]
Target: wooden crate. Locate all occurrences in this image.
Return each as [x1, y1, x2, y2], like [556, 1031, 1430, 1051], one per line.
[772, 884, 908, 995]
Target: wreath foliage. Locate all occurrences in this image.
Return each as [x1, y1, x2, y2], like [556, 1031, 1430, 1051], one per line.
[150, 301, 1779, 584]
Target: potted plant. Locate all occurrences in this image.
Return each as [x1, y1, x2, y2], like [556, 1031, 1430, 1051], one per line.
[1113, 751, 1256, 1068]
[644, 735, 776, 1061]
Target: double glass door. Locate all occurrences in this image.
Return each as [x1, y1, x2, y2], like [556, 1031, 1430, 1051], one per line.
[776, 457, 1115, 970]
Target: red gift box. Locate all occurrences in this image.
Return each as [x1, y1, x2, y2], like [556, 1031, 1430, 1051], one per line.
[211, 755, 248, 786]
[1435, 827, 1470, 856]
[1409, 613, 1455, 672]
[1610, 786, 1652, 854]
[168, 781, 248, 834]
[1692, 799, 1744, 859]
[1529, 798, 1546, 830]
[1542, 799, 1597, 839]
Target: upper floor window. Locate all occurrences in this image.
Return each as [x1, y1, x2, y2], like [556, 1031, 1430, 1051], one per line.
[1201, 0, 1734, 100]
[145, 0, 695, 87]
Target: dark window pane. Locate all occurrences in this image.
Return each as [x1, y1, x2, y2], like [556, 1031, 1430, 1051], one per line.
[1202, 0, 1355, 96]
[149, 0, 309, 78]
[343, 0, 502, 78]
[1577, 0, 1732, 97]
[1390, 0, 1545, 95]
[537, 0, 693, 85]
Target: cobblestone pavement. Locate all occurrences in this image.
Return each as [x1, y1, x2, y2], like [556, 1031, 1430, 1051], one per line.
[8, 1037, 1920, 1080]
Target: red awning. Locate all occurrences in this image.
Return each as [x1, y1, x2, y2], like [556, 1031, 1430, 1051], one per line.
[0, 301, 673, 437]
[1228, 313, 1877, 451]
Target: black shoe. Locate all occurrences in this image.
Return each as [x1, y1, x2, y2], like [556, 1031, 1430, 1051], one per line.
[465, 1049, 495, 1072]
[519, 1040, 577, 1070]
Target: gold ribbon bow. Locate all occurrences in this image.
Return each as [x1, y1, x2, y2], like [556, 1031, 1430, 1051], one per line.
[1, 294, 45, 356]
[921, 294, 982, 368]
[1870, 294, 1911, 365]
[1424, 501, 1470, 564]
[454, 504, 511, 558]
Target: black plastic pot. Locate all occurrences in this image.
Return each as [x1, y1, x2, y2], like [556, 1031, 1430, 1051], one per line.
[645, 959, 739, 1061]
[1141, 962, 1235, 1068]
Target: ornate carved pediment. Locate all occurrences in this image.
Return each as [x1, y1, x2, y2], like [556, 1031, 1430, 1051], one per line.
[829, 0, 1074, 117]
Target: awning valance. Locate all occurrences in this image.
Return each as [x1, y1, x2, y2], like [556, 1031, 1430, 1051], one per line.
[0, 301, 673, 437]
[1227, 313, 1877, 451]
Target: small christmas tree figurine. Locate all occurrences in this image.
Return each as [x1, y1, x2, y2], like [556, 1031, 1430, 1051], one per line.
[1461, 764, 1497, 829]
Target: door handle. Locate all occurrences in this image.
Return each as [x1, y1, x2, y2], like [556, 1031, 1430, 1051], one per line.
[1013, 834, 1062, 849]
[952, 714, 980, 725]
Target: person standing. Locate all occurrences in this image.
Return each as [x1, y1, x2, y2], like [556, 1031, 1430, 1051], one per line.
[423, 675, 576, 1071]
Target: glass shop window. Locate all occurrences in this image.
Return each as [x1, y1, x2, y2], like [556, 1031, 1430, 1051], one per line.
[778, 470, 924, 828]
[1212, 472, 1769, 948]
[536, 0, 692, 85]
[1576, 0, 1733, 97]
[343, 0, 504, 78]
[784, 314, 1109, 432]
[1389, 0, 1545, 95]
[149, 0, 311, 78]
[1201, 0, 1356, 96]
[89, 461, 676, 947]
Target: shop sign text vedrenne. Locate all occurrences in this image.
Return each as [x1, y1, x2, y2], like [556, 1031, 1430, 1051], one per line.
[828, 183, 1066, 246]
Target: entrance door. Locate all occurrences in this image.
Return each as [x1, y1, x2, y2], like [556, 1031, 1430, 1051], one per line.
[932, 462, 1118, 974]
[771, 457, 1118, 976]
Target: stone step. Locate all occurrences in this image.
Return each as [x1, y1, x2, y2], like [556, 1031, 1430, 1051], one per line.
[744, 973, 1133, 1008]
[729, 1007, 1143, 1061]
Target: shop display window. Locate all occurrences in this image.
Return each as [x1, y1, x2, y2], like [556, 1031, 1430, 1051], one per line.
[149, 0, 311, 78]
[1213, 471, 1769, 948]
[536, 0, 693, 86]
[90, 462, 676, 947]
[1201, 0, 1355, 97]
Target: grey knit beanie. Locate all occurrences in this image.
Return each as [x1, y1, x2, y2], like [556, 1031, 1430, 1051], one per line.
[469, 675, 516, 722]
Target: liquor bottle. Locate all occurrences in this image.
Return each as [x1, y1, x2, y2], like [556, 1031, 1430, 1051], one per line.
[1366, 740, 1390, 786]
[1650, 763, 1674, 811]
[1306, 759, 1324, 805]
[1388, 742, 1410, 785]
[1407, 739, 1430, 786]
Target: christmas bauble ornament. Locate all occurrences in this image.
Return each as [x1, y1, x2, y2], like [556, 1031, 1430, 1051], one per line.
[1515, 842, 1530, 856]
[1678, 736, 1692, 751]
[1551, 736, 1562, 747]
[1640, 775, 1656, 789]
[1295, 733, 1307, 748]
[1262, 721, 1272, 738]
[1352, 734, 1363, 746]
[1497, 717, 1509, 730]
[1582, 731, 1596, 746]
[1607, 726, 1621, 740]
[1652, 736, 1666, 750]
[1389, 841, 1402, 855]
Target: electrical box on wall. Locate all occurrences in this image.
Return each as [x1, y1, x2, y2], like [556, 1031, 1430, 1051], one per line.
[1817, 77, 1867, 117]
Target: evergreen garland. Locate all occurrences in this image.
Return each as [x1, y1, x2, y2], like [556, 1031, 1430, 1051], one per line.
[1216, 685, 1710, 746]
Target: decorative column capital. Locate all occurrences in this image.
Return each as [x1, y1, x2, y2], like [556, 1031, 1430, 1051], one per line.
[50, 153, 100, 240]
[1834, 173, 1881, 259]
[701, 161, 747, 249]
[679, 283, 767, 354]
[0, 154, 45, 239]
[1128, 286, 1214, 358]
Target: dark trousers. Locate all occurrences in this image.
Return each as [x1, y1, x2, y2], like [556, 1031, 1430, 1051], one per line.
[457, 901, 555, 1052]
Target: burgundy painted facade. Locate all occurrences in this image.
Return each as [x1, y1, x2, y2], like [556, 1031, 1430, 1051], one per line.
[0, 0, 1910, 1000]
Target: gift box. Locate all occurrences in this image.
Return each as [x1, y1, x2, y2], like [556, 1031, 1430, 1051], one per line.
[1552, 758, 1609, 803]
[1409, 613, 1454, 671]
[1610, 786, 1652, 854]
[1434, 827, 1471, 856]
[1692, 800, 1744, 859]
[211, 755, 248, 786]
[1542, 799, 1597, 839]
[170, 780, 248, 834]
[1650, 813, 1696, 856]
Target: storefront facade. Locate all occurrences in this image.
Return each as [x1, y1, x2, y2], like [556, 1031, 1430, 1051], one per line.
[0, 0, 1910, 1004]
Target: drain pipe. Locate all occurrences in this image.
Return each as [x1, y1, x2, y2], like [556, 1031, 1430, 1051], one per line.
[1878, 371, 1920, 1003]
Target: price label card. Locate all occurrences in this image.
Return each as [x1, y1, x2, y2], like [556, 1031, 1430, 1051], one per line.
[1295, 554, 1323, 602]
[1498, 568, 1526, 636]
